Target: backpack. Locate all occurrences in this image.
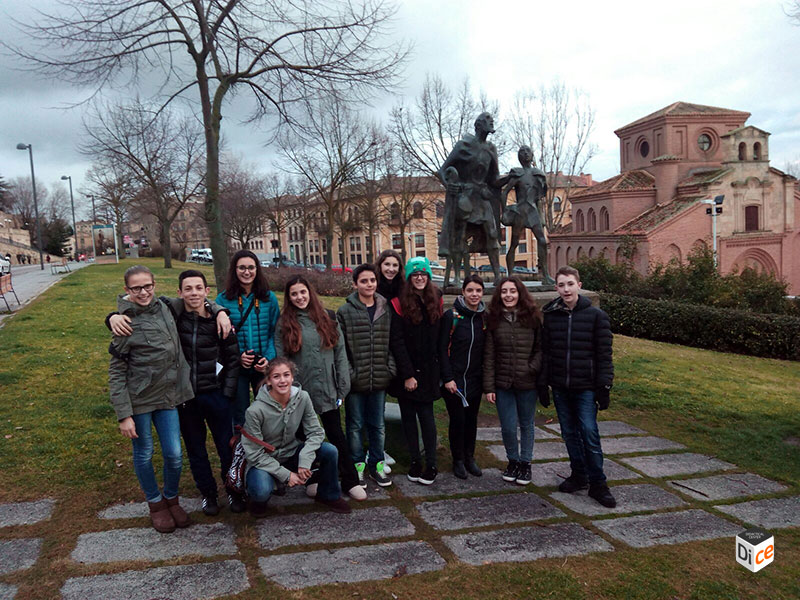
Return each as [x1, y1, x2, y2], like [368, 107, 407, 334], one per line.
[225, 425, 276, 496]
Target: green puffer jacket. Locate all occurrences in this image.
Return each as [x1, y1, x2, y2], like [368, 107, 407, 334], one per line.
[108, 295, 193, 420]
[274, 310, 351, 414]
[241, 385, 323, 483]
[336, 293, 396, 393]
[483, 310, 542, 392]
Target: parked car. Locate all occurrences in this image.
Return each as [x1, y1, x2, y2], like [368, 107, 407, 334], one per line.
[0, 255, 10, 275]
[512, 266, 536, 275]
[477, 265, 507, 274]
[428, 260, 446, 272]
[310, 263, 327, 272]
[330, 264, 353, 274]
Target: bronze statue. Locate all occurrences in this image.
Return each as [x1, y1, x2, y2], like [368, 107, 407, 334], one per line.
[438, 112, 503, 286]
[499, 145, 553, 284]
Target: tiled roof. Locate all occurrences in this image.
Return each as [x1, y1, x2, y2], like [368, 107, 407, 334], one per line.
[571, 170, 655, 198]
[616, 102, 750, 132]
[677, 168, 730, 187]
[615, 197, 700, 234]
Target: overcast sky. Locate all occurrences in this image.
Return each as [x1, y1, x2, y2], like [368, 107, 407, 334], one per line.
[1, 0, 799, 218]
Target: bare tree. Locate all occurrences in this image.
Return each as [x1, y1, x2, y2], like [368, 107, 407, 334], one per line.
[506, 81, 596, 231]
[9, 0, 408, 288]
[279, 96, 379, 268]
[219, 157, 267, 251]
[0, 175, 9, 211]
[262, 174, 298, 264]
[286, 181, 317, 266]
[81, 100, 205, 268]
[85, 158, 136, 255]
[348, 129, 391, 263]
[6, 176, 49, 248]
[390, 74, 505, 178]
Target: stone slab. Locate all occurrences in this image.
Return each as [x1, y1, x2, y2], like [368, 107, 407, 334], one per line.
[531, 459, 641, 488]
[72, 523, 237, 564]
[618, 453, 736, 477]
[0, 538, 42, 575]
[0, 499, 55, 527]
[714, 496, 800, 530]
[592, 509, 741, 548]
[257, 506, 414, 550]
[268, 482, 389, 507]
[544, 420, 647, 437]
[394, 468, 512, 497]
[488, 442, 570, 462]
[443, 522, 613, 565]
[476, 426, 558, 441]
[550, 484, 687, 516]
[258, 541, 445, 589]
[601, 436, 685, 455]
[0, 584, 16, 600]
[418, 491, 565, 530]
[98, 496, 203, 519]
[668, 473, 787, 501]
[61, 559, 249, 600]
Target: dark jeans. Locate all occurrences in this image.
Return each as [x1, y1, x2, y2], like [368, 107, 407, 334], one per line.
[398, 398, 437, 468]
[233, 369, 262, 427]
[552, 388, 606, 485]
[442, 387, 481, 462]
[178, 389, 234, 498]
[319, 408, 360, 492]
[246, 442, 341, 502]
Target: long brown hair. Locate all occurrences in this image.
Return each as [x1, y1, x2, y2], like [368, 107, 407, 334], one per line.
[486, 276, 542, 330]
[279, 275, 339, 354]
[399, 274, 442, 325]
[223, 249, 271, 301]
[375, 249, 404, 298]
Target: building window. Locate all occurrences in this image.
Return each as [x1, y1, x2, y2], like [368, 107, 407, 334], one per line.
[738, 142, 747, 161]
[745, 206, 759, 232]
[389, 203, 400, 221]
[518, 243, 527, 253]
[698, 133, 712, 152]
[639, 140, 649, 158]
[600, 207, 609, 231]
[436, 201, 445, 218]
[392, 234, 401, 250]
[588, 208, 597, 232]
[753, 142, 762, 160]
[415, 233, 425, 248]
[412, 201, 423, 219]
[416, 250, 426, 257]
[553, 196, 562, 213]
[575, 210, 585, 232]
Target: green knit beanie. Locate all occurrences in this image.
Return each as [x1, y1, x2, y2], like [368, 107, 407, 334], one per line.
[405, 256, 433, 280]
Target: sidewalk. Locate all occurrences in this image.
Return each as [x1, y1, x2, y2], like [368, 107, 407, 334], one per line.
[0, 262, 88, 327]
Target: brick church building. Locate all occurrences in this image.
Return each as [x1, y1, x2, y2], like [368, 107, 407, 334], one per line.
[549, 102, 800, 294]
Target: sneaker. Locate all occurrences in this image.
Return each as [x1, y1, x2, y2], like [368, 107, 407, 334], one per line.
[355, 462, 367, 488]
[348, 485, 367, 501]
[227, 492, 247, 514]
[369, 462, 393, 487]
[384, 451, 396, 466]
[315, 496, 352, 514]
[502, 460, 519, 482]
[407, 460, 422, 482]
[305, 483, 318, 498]
[419, 465, 438, 485]
[465, 457, 482, 477]
[588, 483, 617, 508]
[452, 460, 468, 480]
[515, 462, 532, 485]
[201, 495, 220, 516]
[558, 474, 589, 494]
[366, 451, 392, 474]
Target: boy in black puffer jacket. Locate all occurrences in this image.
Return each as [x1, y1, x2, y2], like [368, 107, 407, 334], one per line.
[539, 266, 616, 508]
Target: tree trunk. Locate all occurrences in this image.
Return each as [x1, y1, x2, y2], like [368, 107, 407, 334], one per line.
[202, 78, 229, 290]
[161, 216, 173, 269]
[398, 219, 407, 265]
[325, 201, 335, 268]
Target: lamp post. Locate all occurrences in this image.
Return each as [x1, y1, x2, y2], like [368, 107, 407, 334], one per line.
[15, 143, 45, 270]
[60, 175, 77, 259]
[85, 194, 97, 224]
[700, 195, 725, 268]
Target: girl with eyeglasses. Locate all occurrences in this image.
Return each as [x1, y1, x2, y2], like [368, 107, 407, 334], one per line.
[215, 250, 280, 427]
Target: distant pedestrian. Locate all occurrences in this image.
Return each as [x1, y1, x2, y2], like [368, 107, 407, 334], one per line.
[46, 255, 51, 264]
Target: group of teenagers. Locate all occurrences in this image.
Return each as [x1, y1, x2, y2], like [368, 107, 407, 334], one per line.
[107, 248, 615, 534]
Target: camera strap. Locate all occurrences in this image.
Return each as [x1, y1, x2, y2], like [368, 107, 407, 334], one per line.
[236, 296, 257, 331]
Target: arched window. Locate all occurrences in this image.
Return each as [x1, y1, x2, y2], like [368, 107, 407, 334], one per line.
[600, 207, 609, 231]
[666, 243, 682, 263]
[588, 246, 595, 258]
[738, 142, 747, 161]
[753, 142, 762, 161]
[616, 247, 625, 264]
[555, 246, 562, 268]
[577, 247, 585, 259]
[389, 202, 400, 221]
[587, 208, 597, 232]
[412, 201, 423, 219]
[575, 210, 585, 232]
[553, 196, 562, 213]
[565, 247, 573, 264]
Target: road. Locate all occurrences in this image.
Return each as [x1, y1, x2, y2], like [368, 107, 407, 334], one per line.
[0, 262, 88, 327]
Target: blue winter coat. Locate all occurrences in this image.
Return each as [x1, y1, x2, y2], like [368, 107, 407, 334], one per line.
[215, 291, 280, 361]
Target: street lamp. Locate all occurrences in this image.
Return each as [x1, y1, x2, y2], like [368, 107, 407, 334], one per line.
[700, 195, 725, 268]
[61, 175, 77, 259]
[15, 143, 45, 270]
[85, 194, 97, 224]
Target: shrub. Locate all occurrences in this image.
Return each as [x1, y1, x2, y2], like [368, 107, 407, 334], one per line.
[601, 292, 800, 361]
[263, 267, 353, 297]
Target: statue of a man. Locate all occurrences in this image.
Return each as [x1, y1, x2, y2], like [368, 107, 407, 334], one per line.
[500, 145, 553, 283]
[438, 112, 503, 284]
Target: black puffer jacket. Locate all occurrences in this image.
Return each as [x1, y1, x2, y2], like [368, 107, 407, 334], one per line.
[483, 310, 542, 392]
[540, 295, 613, 390]
[177, 310, 241, 398]
[439, 296, 486, 400]
[389, 294, 442, 403]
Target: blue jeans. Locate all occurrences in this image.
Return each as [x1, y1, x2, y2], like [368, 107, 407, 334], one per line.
[495, 388, 537, 463]
[131, 409, 183, 502]
[552, 388, 606, 485]
[246, 442, 341, 502]
[345, 390, 386, 468]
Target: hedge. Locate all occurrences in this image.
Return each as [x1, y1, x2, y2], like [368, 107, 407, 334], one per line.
[600, 293, 800, 361]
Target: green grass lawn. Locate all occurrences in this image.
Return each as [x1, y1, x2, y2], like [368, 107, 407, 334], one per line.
[0, 258, 799, 599]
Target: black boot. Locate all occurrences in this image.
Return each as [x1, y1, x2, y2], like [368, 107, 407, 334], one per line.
[465, 456, 482, 477]
[558, 474, 589, 493]
[588, 483, 617, 508]
[248, 500, 269, 518]
[452, 460, 468, 480]
[227, 492, 247, 514]
[201, 494, 220, 516]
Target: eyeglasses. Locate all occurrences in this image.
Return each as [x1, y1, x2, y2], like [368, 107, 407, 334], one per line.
[410, 272, 428, 279]
[127, 283, 154, 294]
[237, 265, 257, 272]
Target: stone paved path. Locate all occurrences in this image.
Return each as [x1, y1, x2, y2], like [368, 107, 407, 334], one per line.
[1, 418, 796, 599]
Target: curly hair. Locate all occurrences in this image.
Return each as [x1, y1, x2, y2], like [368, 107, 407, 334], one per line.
[222, 249, 271, 301]
[486, 276, 542, 330]
[399, 274, 442, 324]
[279, 275, 339, 355]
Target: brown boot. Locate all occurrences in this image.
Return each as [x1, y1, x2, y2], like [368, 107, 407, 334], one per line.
[164, 496, 191, 528]
[148, 499, 176, 533]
